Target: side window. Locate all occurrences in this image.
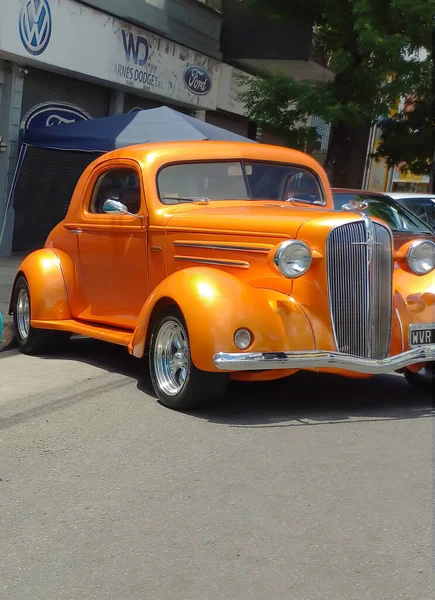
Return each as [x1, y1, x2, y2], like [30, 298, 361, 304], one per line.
[283, 170, 323, 204]
[405, 198, 435, 226]
[89, 168, 141, 215]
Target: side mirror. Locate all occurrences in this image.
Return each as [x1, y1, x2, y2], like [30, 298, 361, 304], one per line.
[103, 198, 136, 217]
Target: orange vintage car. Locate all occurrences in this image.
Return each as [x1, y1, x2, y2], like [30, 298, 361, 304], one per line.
[9, 141, 435, 409]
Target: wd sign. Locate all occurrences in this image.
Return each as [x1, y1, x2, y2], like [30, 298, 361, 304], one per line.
[114, 29, 162, 90]
[121, 30, 149, 66]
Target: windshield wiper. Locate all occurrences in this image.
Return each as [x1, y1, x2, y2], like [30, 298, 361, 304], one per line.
[162, 196, 210, 204]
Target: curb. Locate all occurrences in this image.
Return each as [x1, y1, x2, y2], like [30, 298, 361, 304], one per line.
[0, 321, 17, 353]
[0, 348, 20, 358]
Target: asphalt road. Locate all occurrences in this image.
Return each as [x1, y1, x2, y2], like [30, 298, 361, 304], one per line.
[0, 339, 433, 600]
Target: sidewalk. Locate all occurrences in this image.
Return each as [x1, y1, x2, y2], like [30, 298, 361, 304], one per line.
[1, 256, 24, 349]
[0, 256, 23, 324]
[0, 257, 21, 321]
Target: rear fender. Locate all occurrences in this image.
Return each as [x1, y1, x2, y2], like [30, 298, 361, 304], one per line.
[130, 267, 315, 372]
[9, 248, 72, 321]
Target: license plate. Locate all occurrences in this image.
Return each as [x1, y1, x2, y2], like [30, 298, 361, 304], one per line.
[409, 323, 435, 347]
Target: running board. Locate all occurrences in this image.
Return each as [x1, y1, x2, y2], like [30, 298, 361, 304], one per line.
[31, 319, 133, 347]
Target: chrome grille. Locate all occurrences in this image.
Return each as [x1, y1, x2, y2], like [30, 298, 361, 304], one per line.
[327, 219, 393, 359]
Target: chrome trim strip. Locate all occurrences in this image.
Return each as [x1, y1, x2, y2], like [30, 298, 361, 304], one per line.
[395, 308, 404, 353]
[362, 214, 374, 357]
[213, 346, 435, 374]
[173, 242, 272, 253]
[174, 256, 250, 269]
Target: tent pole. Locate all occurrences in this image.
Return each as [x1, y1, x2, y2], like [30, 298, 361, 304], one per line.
[0, 144, 28, 252]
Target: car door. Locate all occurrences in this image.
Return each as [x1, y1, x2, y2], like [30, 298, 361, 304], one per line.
[71, 161, 148, 330]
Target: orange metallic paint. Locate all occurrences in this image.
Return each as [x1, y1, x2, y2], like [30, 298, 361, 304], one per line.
[32, 319, 132, 346]
[9, 140, 435, 380]
[129, 266, 316, 372]
[10, 248, 70, 321]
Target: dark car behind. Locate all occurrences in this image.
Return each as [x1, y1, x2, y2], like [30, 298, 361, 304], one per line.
[332, 188, 435, 249]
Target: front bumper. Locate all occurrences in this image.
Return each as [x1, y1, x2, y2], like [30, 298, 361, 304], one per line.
[213, 345, 435, 374]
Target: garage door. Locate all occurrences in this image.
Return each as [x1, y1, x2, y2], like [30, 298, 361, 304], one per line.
[13, 68, 110, 252]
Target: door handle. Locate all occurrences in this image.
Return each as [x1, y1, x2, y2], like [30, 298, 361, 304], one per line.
[69, 229, 83, 234]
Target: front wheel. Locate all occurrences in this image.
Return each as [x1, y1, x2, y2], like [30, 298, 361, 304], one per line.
[404, 363, 434, 394]
[149, 308, 229, 410]
[12, 276, 70, 354]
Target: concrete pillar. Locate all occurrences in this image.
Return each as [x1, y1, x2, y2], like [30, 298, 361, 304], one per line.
[0, 62, 25, 256]
[108, 90, 125, 115]
[191, 109, 206, 121]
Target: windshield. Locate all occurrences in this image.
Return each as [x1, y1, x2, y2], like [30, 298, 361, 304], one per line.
[158, 161, 325, 205]
[333, 192, 433, 234]
[397, 197, 435, 227]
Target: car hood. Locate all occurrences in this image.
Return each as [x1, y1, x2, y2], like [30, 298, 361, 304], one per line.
[165, 202, 361, 238]
[392, 231, 435, 251]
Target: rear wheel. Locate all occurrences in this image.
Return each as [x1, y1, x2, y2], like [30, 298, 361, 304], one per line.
[149, 308, 229, 410]
[404, 363, 434, 394]
[12, 276, 70, 354]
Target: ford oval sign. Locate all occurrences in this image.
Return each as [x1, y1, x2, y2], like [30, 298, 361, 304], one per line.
[21, 102, 92, 132]
[183, 66, 212, 96]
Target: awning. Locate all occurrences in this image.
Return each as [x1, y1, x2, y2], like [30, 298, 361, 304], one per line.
[22, 106, 256, 153]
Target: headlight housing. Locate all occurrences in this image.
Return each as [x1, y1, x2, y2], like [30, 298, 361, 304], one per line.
[406, 240, 435, 275]
[273, 240, 312, 278]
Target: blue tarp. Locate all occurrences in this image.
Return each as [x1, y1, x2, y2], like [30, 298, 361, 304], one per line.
[22, 106, 255, 153]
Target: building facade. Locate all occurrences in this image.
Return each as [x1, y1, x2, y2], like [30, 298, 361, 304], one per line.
[0, 0, 320, 255]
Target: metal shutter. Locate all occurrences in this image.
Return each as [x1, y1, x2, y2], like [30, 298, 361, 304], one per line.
[124, 93, 191, 115]
[206, 110, 249, 137]
[13, 68, 110, 252]
[123, 93, 162, 113]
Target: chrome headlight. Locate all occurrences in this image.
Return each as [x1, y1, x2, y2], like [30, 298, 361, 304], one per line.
[274, 240, 312, 278]
[407, 240, 435, 275]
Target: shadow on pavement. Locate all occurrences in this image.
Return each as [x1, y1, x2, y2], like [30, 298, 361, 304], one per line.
[34, 337, 434, 428]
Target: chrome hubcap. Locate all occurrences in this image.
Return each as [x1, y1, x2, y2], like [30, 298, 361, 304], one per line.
[16, 288, 30, 340]
[154, 320, 189, 396]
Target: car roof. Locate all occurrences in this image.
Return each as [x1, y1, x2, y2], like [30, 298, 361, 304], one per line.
[387, 193, 435, 200]
[332, 188, 435, 202]
[99, 140, 320, 170]
[331, 188, 386, 197]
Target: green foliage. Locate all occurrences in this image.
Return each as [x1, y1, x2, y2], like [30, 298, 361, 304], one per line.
[373, 55, 433, 175]
[238, 0, 434, 162]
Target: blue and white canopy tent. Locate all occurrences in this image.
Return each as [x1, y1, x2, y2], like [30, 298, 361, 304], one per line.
[0, 106, 255, 247]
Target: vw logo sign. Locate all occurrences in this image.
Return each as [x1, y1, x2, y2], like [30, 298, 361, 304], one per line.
[183, 66, 212, 96]
[21, 102, 91, 132]
[19, 0, 52, 56]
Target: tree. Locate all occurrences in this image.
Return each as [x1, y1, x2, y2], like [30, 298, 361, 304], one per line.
[373, 40, 435, 191]
[374, 92, 432, 176]
[237, 0, 434, 187]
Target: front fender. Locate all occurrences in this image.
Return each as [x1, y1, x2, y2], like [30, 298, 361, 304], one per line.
[393, 267, 435, 350]
[129, 267, 315, 372]
[9, 248, 71, 321]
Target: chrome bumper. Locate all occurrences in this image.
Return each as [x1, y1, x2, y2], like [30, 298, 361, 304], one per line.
[213, 345, 435, 375]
